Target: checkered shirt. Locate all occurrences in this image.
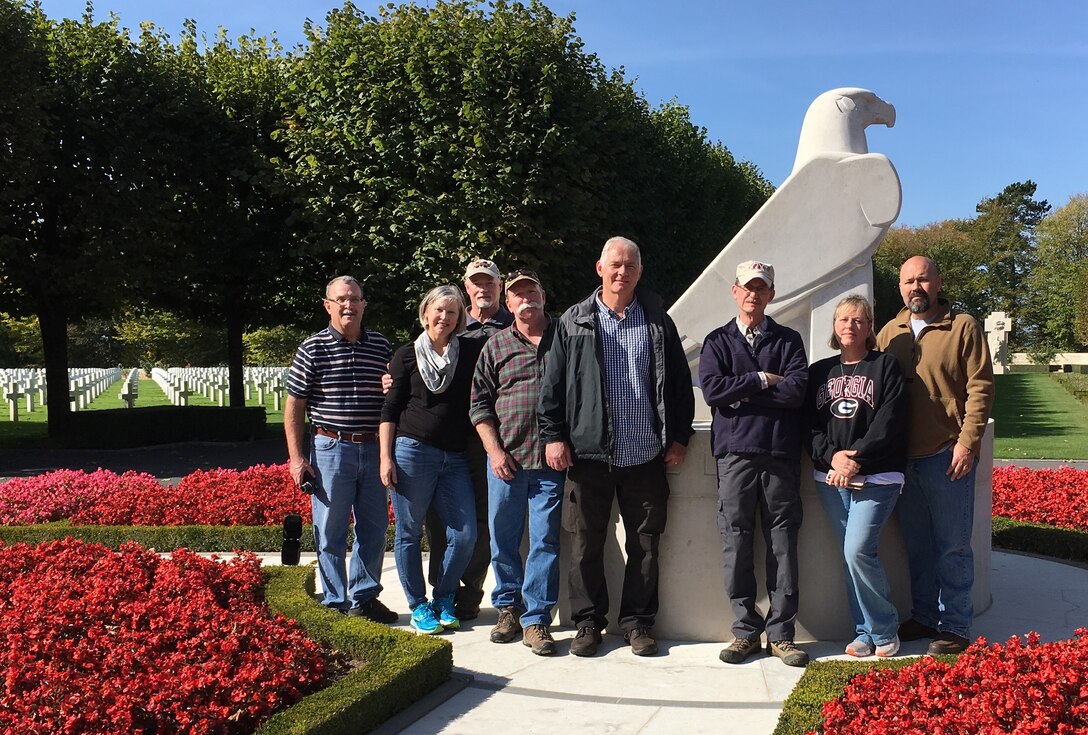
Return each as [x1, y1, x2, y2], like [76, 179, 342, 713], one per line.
[595, 294, 661, 467]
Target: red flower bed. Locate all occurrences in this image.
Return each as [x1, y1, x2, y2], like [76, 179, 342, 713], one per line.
[0, 465, 312, 526]
[993, 466, 1088, 531]
[813, 630, 1088, 734]
[0, 538, 331, 735]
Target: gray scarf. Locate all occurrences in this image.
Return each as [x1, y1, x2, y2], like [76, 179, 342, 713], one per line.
[413, 331, 459, 394]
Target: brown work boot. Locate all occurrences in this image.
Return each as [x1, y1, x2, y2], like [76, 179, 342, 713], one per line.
[522, 624, 556, 656]
[624, 625, 659, 656]
[490, 606, 522, 643]
[767, 639, 809, 667]
[718, 636, 760, 664]
[569, 624, 602, 657]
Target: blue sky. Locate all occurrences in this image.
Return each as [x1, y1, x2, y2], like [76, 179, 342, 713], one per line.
[37, 0, 1088, 226]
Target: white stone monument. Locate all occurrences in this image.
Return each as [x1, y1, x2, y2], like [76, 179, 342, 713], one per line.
[984, 311, 1013, 375]
[560, 88, 995, 642]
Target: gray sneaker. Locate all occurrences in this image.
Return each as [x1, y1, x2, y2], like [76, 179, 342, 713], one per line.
[767, 639, 809, 667]
[719, 636, 761, 664]
[522, 624, 556, 656]
[490, 606, 522, 643]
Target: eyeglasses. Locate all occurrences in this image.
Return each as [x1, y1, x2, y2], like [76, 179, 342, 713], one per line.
[325, 296, 364, 305]
[506, 268, 540, 282]
[737, 283, 771, 295]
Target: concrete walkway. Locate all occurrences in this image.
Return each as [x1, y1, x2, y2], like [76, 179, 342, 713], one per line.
[271, 549, 1088, 735]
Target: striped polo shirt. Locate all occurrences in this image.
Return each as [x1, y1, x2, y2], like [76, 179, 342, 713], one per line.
[286, 325, 392, 433]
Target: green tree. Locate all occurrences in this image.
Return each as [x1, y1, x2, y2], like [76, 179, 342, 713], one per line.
[1023, 193, 1088, 353]
[112, 307, 224, 370]
[280, 0, 769, 335]
[0, 4, 196, 436]
[244, 325, 312, 366]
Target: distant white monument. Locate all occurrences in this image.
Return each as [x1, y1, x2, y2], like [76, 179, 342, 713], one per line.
[984, 311, 1013, 374]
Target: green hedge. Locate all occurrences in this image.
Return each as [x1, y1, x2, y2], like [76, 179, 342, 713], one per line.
[256, 567, 451, 735]
[992, 516, 1088, 564]
[0, 522, 400, 553]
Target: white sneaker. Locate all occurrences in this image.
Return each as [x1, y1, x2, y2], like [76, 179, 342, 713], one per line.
[875, 635, 901, 658]
[845, 639, 873, 657]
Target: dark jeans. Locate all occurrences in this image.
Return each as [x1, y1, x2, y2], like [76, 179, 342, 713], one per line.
[716, 452, 802, 642]
[426, 435, 490, 609]
[563, 455, 669, 632]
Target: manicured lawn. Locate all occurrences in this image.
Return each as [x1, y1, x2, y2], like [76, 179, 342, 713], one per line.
[992, 374, 1088, 460]
[0, 376, 284, 449]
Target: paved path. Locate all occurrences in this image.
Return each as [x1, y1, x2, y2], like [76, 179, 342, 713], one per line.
[259, 550, 1088, 735]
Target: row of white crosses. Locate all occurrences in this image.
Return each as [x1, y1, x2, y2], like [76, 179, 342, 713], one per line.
[118, 369, 140, 409]
[1, 368, 122, 421]
[149, 367, 289, 409]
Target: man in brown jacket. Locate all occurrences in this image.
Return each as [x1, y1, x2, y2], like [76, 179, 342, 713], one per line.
[876, 255, 994, 655]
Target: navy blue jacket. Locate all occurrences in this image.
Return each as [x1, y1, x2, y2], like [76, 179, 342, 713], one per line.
[698, 316, 808, 458]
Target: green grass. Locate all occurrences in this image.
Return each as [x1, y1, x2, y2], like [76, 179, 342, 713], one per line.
[0, 376, 284, 448]
[992, 373, 1088, 459]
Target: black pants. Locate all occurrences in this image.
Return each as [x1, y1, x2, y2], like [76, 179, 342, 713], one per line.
[716, 452, 802, 642]
[563, 455, 669, 632]
[426, 435, 490, 609]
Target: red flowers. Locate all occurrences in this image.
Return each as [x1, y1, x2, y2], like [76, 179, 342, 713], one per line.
[812, 630, 1088, 734]
[0, 465, 312, 526]
[0, 538, 331, 734]
[993, 466, 1088, 531]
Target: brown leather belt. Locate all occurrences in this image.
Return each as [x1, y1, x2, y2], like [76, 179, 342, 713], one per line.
[314, 426, 377, 443]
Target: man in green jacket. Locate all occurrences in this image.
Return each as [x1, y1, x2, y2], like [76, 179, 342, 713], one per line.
[876, 255, 994, 655]
[539, 236, 694, 658]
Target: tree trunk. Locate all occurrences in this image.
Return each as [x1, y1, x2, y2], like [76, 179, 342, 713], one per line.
[38, 304, 71, 440]
[226, 296, 246, 408]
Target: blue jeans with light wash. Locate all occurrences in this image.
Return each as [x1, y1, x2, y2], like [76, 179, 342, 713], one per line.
[898, 447, 976, 638]
[389, 436, 477, 611]
[816, 479, 901, 646]
[487, 464, 565, 627]
[310, 434, 389, 611]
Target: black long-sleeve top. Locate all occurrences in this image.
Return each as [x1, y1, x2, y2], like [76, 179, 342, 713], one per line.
[381, 335, 484, 452]
[806, 350, 907, 475]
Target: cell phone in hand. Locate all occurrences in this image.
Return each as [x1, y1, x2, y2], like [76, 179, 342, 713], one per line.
[300, 469, 318, 495]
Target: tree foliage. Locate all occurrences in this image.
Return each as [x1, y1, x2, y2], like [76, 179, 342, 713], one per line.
[279, 0, 769, 335]
[873, 181, 1051, 350]
[1023, 194, 1088, 353]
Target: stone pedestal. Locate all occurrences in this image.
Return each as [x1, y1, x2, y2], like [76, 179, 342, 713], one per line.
[557, 421, 993, 642]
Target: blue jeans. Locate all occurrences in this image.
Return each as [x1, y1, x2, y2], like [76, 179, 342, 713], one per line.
[389, 436, 477, 610]
[487, 465, 565, 627]
[898, 448, 976, 638]
[310, 435, 389, 611]
[816, 479, 901, 645]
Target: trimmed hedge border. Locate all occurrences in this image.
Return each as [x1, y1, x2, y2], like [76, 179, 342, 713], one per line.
[0, 523, 400, 553]
[256, 566, 451, 735]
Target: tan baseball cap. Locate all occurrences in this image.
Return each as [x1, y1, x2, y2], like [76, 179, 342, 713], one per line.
[505, 268, 542, 291]
[464, 258, 501, 280]
[736, 260, 774, 287]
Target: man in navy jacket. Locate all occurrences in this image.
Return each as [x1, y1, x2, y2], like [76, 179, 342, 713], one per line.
[699, 261, 809, 667]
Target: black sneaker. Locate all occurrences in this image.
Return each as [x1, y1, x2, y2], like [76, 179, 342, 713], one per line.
[454, 601, 481, 622]
[718, 636, 760, 664]
[767, 639, 809, 667]
[348, 598, 399, 624]
[927, 632, 970, 655]
[898, 618, 939, 641]
[624, 625, 658, 656]
[570, 625, 602, 657]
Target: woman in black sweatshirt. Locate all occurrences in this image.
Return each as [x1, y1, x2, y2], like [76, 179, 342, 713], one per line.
[807, 294, 906, 658]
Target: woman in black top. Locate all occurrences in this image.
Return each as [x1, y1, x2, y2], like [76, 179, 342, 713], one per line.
[380, 285, 483, 635]
[807, 294, 906, 658]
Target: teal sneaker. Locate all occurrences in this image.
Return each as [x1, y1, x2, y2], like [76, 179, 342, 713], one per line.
[410, 603, 442, 635]
[432, 594, 460, 630]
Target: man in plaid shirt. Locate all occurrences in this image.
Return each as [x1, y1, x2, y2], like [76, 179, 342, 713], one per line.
[470, 269, 564, 656]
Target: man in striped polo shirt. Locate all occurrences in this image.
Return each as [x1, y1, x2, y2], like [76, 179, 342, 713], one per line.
[286, 275, 399, 623]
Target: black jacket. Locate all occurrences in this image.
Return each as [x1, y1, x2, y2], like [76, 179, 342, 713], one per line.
[538, 286, 695, 463]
